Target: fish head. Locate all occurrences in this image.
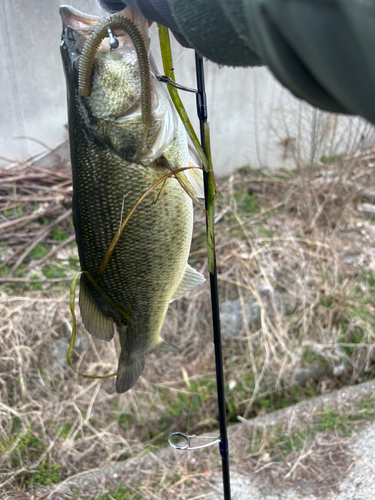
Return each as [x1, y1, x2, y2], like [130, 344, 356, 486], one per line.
[60, 5, 177, 162]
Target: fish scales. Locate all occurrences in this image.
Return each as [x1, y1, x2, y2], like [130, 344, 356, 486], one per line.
[60, 6, 205, 392]
[75, 148, 193, 333]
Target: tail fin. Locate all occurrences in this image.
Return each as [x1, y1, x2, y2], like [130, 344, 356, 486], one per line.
[116, 356, 145, 393]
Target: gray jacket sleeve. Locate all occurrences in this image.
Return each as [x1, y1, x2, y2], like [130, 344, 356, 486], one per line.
[97, 0, 190, 46]
[244, 0, 375, 122]
[169, 0, 375, 123]
[99, 0, 375, 125]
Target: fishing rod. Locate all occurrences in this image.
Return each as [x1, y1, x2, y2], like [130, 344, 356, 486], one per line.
[160, 40, 232, 497]
[195, 52, 231, 500]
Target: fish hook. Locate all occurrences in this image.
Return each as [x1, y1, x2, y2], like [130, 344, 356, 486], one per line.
[157, 75, 198, 94]
[107, 27, 119, 49]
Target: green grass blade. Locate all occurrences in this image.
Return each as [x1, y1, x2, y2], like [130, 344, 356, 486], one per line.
[67, 270, 132, 379]
[157, 24, 209, 172]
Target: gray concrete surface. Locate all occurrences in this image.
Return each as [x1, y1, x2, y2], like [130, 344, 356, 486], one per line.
[212, 424, 375, 500]
[334, 424, 375, 500]
[0, 0, 101, 166]
[44, 380, 375, 500]
[1, 1, 375, 175]
[212, 472, 318, 500]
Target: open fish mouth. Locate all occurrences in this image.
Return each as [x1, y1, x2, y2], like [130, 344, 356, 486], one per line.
[60, 5, 101, 30]
[60, 3, 176, 164]
[59, 5, 150, 54]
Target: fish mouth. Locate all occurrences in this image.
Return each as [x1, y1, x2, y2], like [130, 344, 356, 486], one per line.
[59, 5, 150, 53]
[60, 5, 101, 31]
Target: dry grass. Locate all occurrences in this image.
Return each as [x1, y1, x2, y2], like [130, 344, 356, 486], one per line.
[1, 149, 375, 498]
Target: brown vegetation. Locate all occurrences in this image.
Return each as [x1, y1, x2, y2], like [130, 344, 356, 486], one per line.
[1, 148, 375, 498]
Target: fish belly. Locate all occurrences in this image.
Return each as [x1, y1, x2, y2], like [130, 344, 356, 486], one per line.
[73, 144, 193, 355]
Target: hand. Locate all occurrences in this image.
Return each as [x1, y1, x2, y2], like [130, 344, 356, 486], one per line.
[97, 0, 190, 47]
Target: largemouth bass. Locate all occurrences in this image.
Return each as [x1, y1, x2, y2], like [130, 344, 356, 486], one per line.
[60, 6, 204, 393]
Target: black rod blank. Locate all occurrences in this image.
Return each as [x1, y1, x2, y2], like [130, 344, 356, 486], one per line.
[195, 52, 231, 500]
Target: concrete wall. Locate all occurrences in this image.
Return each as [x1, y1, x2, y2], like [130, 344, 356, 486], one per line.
[1, 1, 374, 175]
[0, 0, 101, 167]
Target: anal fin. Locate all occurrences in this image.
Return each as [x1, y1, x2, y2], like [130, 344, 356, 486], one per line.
[79, 276, 115, 341]
[170, 263, 205, 302]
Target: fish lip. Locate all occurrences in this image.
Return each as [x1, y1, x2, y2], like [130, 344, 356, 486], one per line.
[60, 5, 151, 56]
[59, 5, 101, 30]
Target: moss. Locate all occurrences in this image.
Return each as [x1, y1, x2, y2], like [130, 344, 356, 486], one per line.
[43, 265, 66, 279]
[0, 265, 9, 277]
[169, 399, 186, 417]
[97, 485, 142, 500]
[116, 413, 134, 431]
[29, 243, 49, 259]
[32, 461, 62, 485]
[14, 263, 28, 278]
[234, 191, 260, 214]
[319, 154, 343, 165]
[30, 273, 43, 291]
[301, 348, 330, 368]
[319, 293, 335, 309]
[58, 423, 73, 439]
[230, 227, 248, 240]
[318, 407, 338, 432]
[0, 427, 62, 486]
[246, 397, 374, 465]
[157, 413, 168, 431]
[3, 208, 15, 218]
[52, 227, 69, 241]
[11, 417, 22, 434]
[257, 225, 275, 237]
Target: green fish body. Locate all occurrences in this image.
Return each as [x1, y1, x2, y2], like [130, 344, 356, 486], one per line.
[60, 6, 204, 392]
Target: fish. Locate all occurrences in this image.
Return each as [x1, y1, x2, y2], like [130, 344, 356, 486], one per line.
[59, 6, 205, 393]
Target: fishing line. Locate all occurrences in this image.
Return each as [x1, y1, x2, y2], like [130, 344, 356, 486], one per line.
[174, 48, 189, 67]
[184, 332, 207, 437]
[67, 271, 127, 379]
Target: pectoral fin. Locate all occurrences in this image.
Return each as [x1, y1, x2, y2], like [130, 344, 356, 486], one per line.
[188, 157, 205, 199]
[116, 356, 145, 393]
[159, 155, 200, 204]
[79, 277, 115, 341]
[170, 263, 205, 302]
